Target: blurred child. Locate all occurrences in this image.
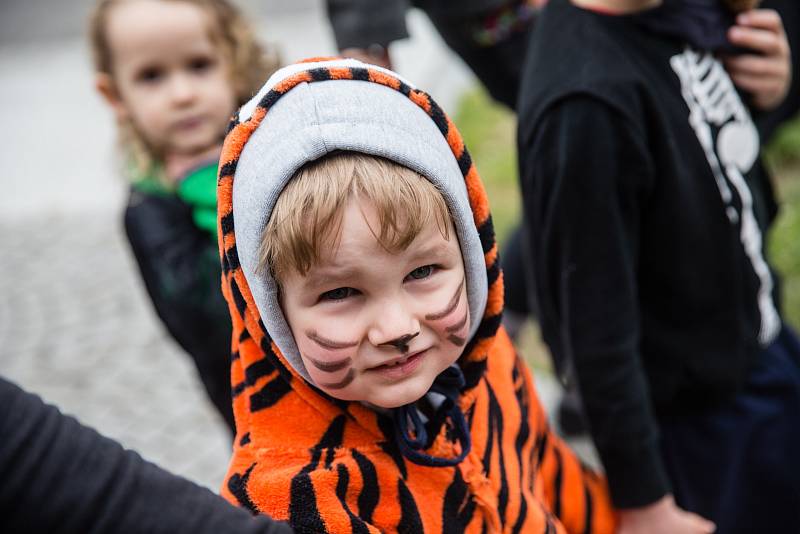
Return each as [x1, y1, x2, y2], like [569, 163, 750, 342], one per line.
[90, 0, 278, 433]
[518, 0, 798, 532]
[216, 58, 616, 533]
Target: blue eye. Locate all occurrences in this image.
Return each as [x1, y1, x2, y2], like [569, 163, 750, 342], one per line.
[320, 287, 356, 301]
[407, 265, 435, 280]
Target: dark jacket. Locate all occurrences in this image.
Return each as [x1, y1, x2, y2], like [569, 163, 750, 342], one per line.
[124, 166, 234, 432]
[518, 0, 783, 507]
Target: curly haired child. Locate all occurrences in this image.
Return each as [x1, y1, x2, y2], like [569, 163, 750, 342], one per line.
[90, 0, 278, 432]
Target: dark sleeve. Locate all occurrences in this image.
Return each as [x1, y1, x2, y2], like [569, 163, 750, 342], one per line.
[325, 0, 410, 50]
[123, 189, 230, 349]
[500, 224, 533, 317]
[123, 189, 234, 432]
[0, 377, 292, 534]
[519, 96, 669, 508]
[124, 189, 224, 314]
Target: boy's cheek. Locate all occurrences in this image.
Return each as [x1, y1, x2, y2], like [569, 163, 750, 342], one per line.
[436, 305, 470, 348]
[423, 282, 470, 346]
[305, 363, 356, 392]
[297, 335, 358, 378]
[303, 355, 363, 403]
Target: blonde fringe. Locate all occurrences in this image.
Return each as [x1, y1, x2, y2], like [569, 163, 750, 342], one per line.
[260, 153, 452, 283]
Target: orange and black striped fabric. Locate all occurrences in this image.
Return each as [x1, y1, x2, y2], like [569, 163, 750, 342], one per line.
[217, 59, 616, 533]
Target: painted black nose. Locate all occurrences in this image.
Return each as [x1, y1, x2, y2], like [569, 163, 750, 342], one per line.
[381, 331, 419, 353]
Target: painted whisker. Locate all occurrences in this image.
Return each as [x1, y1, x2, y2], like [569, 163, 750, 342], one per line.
[307, 331, 359, 350]
[447, 334, 466, 347]
[306, 355, 352, 373]
[445, 310, 468, 334]
[425, 278, 465, 320]
[318, 369, 356, 390]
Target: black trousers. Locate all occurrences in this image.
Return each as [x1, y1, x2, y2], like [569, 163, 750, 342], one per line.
[659, 325, 800, 534]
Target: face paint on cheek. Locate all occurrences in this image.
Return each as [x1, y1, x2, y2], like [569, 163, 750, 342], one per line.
[317, 368, 356, 390]
[303, 330, 357, 389]
[307, 330, 359, 350]
[305, 354, 352, 373]
[425, 278, 465, 321]
[445, 307, 469, 347]
[425, 278, 468, 346]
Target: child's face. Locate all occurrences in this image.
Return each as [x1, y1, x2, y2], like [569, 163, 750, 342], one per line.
[101, 0, 236, 158]
[280, 197, 470, 409]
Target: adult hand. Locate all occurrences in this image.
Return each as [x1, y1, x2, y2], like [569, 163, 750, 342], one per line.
[724, 9, 792, 111]
[617, 495, 715, 534]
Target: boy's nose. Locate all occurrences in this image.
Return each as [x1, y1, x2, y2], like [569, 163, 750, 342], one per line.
[367, 301, 421, 350]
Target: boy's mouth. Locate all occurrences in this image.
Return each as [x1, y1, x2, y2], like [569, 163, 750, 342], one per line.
[368, 350, 427, 378]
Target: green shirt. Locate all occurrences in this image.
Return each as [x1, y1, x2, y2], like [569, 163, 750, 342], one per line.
[132, 161, 219, 240]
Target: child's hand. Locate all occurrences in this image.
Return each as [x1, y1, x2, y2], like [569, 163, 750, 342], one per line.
[724, 9, 791, 111]
[617, 495, 715, 534]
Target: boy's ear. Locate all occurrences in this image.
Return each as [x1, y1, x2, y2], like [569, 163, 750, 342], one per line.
[95, 73, 129, 121]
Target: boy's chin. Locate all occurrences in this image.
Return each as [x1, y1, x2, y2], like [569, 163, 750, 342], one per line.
[364, 382, 432, 410]
[318, 384, 425, 410]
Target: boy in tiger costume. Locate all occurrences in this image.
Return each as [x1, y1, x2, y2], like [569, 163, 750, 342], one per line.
[217, 58, 616, 533]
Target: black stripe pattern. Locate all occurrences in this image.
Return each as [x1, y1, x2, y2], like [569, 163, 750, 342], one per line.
[228, 463, 258, 514]
[289, 416, 348, 532]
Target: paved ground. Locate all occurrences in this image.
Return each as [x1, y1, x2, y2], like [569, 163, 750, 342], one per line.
[0, 0, 590, 494]
[0, 212, 234, 488]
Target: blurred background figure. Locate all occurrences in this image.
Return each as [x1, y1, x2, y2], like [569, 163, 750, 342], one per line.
[518, 0, 800, 532]
[90, 0, 280, 435]
[506, 0, 798, 438]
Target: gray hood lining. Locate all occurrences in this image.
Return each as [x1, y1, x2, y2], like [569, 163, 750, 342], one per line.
[232, 73, 488, 384]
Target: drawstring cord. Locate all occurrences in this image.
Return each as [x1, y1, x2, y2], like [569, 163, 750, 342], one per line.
[393, 366, 472, 467]
[392, 366, 501, 531]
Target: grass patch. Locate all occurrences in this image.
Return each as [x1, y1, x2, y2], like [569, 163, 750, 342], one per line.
[765, 116, 800, 169]
[765, 115, 800, 330]
[453, 88, 519, 246]
[454, 86, 800, 335]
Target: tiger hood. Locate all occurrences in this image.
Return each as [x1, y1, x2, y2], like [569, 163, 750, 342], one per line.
[218, 58, 614, 533]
